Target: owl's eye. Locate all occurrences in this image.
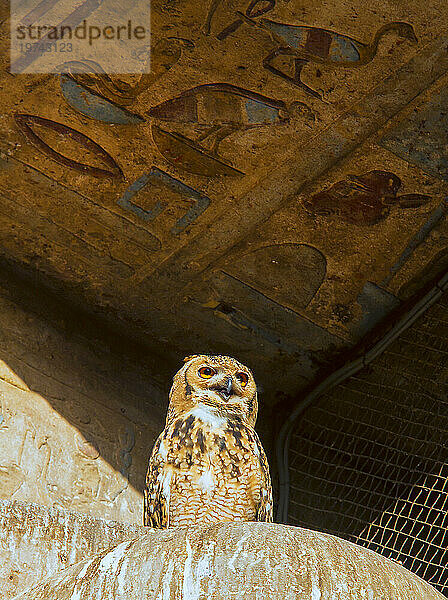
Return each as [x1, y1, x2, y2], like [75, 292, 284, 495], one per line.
[198, 366, 216, 379]
[236, 372, 249, 387]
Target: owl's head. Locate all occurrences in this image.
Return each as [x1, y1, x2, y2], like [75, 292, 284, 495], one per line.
[168, 354, 258, 427]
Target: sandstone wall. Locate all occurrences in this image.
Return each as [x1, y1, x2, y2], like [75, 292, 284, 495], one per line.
[0, 273, 166, 526]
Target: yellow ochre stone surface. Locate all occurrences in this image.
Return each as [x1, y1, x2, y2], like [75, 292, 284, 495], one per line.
[5, 500, 443, 600]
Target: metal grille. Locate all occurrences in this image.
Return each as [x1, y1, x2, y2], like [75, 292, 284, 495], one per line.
[287, 293, 448, 595]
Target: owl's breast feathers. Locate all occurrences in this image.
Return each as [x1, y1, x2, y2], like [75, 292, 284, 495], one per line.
[144, 407, 273, 528]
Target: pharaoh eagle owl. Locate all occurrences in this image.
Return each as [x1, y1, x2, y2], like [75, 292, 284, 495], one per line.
[144, 354, 273, 528]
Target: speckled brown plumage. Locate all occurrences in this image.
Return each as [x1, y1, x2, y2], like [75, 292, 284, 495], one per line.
[144, 354, 273, 528]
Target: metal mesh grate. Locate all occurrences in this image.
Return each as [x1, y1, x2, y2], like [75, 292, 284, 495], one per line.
[287, 293, 448, 595]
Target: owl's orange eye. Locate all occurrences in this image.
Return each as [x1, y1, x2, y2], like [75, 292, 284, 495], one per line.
[198, 366, 216, 379]
[236, 372, 249, 387]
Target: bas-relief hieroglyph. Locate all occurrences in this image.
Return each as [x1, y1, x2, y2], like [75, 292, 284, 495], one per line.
[217, 139, 448, 351]
[1, 1, 448, 399]
[0, 278, 165, 524]
[0, 377, 144, 523]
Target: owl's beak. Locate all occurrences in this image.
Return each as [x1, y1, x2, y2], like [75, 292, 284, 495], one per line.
[214, 376, 233, 401]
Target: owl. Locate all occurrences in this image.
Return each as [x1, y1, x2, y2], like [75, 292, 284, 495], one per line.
[144, 354, 273, 528]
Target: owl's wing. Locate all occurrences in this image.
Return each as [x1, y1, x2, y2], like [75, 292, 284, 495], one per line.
[143, 434, 170, 528]
[254, 431, 274, 523]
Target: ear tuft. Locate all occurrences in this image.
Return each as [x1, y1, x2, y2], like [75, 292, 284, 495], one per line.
[183, 354, 200, 363]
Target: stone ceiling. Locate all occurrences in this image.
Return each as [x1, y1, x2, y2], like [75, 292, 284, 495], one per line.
[1, 0, 448, 403]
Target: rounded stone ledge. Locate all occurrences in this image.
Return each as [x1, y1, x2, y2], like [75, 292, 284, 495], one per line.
[15, 522, 443, 600]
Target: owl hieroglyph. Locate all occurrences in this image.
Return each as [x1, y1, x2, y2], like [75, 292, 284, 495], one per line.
[144, 354, 273, 528]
